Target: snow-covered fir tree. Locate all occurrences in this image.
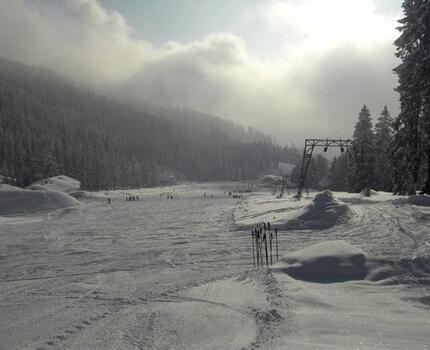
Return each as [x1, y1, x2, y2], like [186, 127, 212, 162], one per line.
[352, 105, 375, 192]
[374, 106, 394, 191]
[393, 0, 430, 194]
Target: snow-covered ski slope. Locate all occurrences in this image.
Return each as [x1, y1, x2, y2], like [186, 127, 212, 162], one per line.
[0, 183, 429, 349]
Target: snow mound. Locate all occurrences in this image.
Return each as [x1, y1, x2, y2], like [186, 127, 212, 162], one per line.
[69, 190, 93, 199]
[392, 195, 430, 206]
[282, 190, 351, 230]
[273, 240, 367, 282]
[27, 175, 81, 193]
[0, 184, 79, 215]
[407, 195, 430, 206]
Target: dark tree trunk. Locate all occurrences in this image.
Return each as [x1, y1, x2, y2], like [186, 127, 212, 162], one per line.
[424, 146, 430, 194]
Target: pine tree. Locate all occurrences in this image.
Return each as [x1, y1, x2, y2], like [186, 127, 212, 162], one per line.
[352, 105, 375, 193]
[393, 0, 430, 194]
[419, 1, 430, 193]
[329, 153, 350, 191]
[374, 106, 394, 191]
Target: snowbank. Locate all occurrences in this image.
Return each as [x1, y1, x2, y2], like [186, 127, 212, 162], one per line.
[234, 191, 350, 231]
[273, 240, 367, 282]
[27, 175, 80, 193]
[392, 195, 430, 206]
[281, 190, 351, 230]
[406, 195, 430, 206]
[0, 184, 79, 215]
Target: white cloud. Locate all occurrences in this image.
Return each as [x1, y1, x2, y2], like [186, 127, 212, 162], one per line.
[0, 0, 401, 144]
[263, 0, 397, 48]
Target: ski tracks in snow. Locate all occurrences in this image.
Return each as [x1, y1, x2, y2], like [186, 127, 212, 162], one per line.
[2, 185, 430, 349]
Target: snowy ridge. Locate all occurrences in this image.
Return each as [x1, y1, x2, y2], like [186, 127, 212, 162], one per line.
[27, 175, 81, 193]
[0, 184, 79, 215]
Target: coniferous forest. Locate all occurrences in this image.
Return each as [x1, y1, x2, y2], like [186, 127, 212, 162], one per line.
[0, 1, 428, 194]
[331, 0, 429, 195]
[0, 57, 301, 190]
[392, 0, 430, 194]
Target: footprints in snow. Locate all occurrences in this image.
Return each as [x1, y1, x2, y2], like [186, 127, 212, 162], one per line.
[40, 310, 112, 348]
[246, 270, 292, 350]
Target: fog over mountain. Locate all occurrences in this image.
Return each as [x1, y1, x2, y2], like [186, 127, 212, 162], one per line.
[0, 0, 401, 144]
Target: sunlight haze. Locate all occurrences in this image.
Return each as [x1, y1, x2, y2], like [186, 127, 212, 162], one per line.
[0, 0, 403, 144]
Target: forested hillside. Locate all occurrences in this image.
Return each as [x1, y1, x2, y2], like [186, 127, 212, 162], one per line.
[0, 57, 300, 190]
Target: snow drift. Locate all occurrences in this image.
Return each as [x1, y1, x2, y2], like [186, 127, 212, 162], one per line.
[393, 195, 430, 207]
[407, 195, 430, 206]
[281, 190, 351, 230]
[27, 175, 81, 193]
[273, 240, 367, 282]
[0, 184, 79, 215]
[234, 191, 351, 231]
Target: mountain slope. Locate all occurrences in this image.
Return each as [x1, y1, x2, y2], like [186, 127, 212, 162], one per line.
[0, 57, 300, 189]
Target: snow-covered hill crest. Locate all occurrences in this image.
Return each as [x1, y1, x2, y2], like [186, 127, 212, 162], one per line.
[0, 179, 79, 215]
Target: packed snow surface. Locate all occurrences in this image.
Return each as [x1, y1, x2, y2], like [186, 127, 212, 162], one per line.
[274, 240, 367, 282]
[271, 271, 430, 350]
[27, 175, 81, 193]
[1, 183, 430, 349]
[0, 184, 79, 215]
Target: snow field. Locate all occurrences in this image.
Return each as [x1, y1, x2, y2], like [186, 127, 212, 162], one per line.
[234, 189, 430, 348]
[0, 184, 430, 349]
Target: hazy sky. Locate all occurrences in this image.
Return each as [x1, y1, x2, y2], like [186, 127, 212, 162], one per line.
[0, 0, 403, 145]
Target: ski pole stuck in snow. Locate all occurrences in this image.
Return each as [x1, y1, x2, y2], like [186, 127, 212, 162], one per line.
[250, 227, 273, 267]
[258, 229, 262, 266]
[264, 233, 269, 266]
[254, 229, 259, 266]
[259, 230, 263, 266]
[251, 230, 256, 267]
[267, 222, 273, 265]
[269, 231, 273, 265]
[275, 228, 279, 262]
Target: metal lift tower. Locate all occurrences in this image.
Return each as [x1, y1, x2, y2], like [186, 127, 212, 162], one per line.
[295, 138, 353, 200]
